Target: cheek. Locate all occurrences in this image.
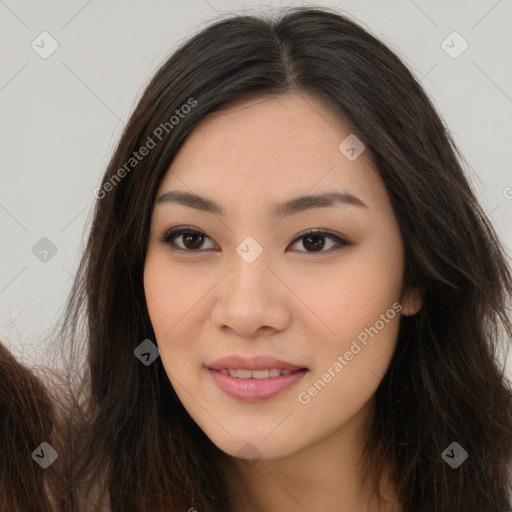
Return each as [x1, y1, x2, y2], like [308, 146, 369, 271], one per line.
[144, 252, 202, 335]
[144, 255, 185, 359]
[295, 288, 401, 433]
[144, 259, 172, 338]
[296, 253, 402, 351]
[294, 239, 403, 404]
[143, 253, 212, 380]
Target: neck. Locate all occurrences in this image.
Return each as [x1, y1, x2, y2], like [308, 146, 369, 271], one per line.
[224, 400, 399, 512]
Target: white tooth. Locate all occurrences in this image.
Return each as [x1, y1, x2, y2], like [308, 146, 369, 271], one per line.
[237, 369, 252, 379]
[228, 369, 238, 377]
[220, 369, 229, 375]
[269, 368, 282, 377]
[281, 369, 291, 375]
[252, 369, 270, 379]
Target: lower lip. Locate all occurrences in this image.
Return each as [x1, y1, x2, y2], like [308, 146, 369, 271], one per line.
[208, 369, 307, 402]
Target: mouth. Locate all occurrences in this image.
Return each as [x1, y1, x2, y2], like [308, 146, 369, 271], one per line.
[207, 355, 308, 402]
[217, 368, 296, 378]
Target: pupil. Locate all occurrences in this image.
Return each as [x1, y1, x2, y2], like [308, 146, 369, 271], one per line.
[304, 235, 324, 251]
[184, 233, 204, 250]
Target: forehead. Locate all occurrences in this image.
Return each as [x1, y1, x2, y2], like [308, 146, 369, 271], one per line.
[156, 92, 386, 215]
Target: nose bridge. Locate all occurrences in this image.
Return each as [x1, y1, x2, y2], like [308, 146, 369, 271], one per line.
[225, 240, 271, 304]
[211, 240, 289, 335]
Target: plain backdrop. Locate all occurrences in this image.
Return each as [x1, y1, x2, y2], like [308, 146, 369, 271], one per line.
[1, 0, 511, 378]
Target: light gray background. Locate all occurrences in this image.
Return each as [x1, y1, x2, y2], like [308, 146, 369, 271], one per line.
[1, 0, 511, 377]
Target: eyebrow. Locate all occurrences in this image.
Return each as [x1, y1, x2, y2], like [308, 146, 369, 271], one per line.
[155, 190, 368, 217]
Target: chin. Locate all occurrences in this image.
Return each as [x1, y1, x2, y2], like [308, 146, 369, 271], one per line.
[207, 432, 302, 464]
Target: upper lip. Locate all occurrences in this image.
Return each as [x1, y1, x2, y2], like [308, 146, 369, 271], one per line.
[208, 355, 307, 371]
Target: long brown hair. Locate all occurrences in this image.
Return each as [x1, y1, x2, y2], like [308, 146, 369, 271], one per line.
[61, 6, 512, 511]
[0, 342, 71, 511]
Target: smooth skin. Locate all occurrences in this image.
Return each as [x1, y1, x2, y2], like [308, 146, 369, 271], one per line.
[144, 92, 422, 512]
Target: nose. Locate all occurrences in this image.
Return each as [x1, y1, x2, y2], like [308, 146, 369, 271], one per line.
[210, 249, 291, 338]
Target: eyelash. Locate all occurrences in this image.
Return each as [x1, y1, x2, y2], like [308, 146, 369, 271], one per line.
[159, 226, 350, 254]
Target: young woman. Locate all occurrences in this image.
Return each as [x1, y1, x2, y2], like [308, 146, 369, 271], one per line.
[63, 6, 512, 511]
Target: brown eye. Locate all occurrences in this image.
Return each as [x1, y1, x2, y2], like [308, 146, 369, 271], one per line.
[160, 227, 217, 252]
[302, 233, 326, 252]
[289, 230, 349, 253]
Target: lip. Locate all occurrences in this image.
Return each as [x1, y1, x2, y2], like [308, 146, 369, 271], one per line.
[208, 354, 306, 372]
[207, 354, 308, 402]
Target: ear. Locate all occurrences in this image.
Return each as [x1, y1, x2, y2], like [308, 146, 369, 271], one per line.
[400, 286, 423, 316]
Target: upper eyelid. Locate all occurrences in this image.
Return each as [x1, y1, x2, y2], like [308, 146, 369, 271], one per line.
[162, 226, 345, 239]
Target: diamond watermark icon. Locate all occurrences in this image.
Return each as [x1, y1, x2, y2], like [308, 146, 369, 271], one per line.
[32, 442, 58, 469]
[32, 237, 58, 263]
[441, 441, 468, 468]
[236, 236, 263, 264]
[31, 32, 59, 59]
[134, 339, 160, 366]
[236, 442, 263, 468]
[441, 31, 468, 59]
[338, 134, 365, 161]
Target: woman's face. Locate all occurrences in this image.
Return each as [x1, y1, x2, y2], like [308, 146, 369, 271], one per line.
[144, 92, 420, 461]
